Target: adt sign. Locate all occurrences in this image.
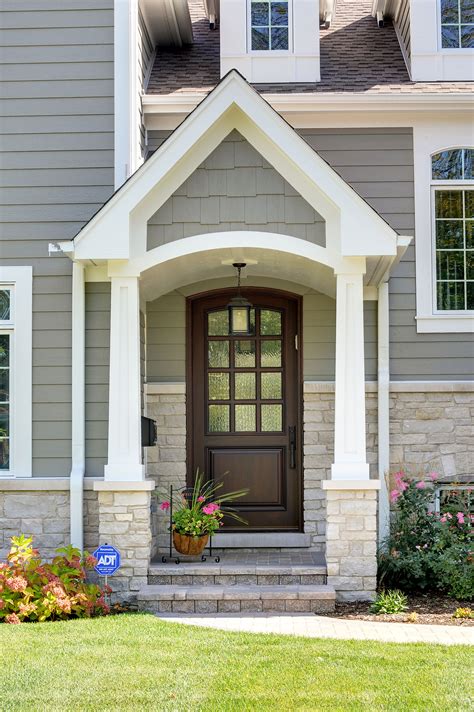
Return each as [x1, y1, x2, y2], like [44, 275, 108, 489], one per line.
[93, 544, 121, 576]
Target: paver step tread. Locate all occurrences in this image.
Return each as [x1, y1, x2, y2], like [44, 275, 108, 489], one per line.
[138, 584, 335, 601]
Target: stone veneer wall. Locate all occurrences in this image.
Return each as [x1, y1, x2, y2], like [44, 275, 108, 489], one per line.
[389, 389, 474, 479]
[145, 388, 187, 555]
[325, 486, 378, 601]
[303, 388, 378, 550]
[0, 481, 99, 560]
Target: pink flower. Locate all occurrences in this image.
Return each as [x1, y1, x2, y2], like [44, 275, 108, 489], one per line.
[197, 496, 205, 502]
[202, 503, 220, 515]
[390, 489, 400, 503]
[440, 516, 447, 523]
[456, 512, 465, 524]
[5, 576, 27, 592]
[5, 613, 21, 625]
[160, 501, 170, 511]
[428, 472, 438, 481]
[415, 480, 426, 489]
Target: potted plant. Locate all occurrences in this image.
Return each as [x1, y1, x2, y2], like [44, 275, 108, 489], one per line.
[157, 471, 248, 556]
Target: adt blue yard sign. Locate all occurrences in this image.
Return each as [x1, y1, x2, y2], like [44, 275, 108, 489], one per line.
[93, 544, 121, 576]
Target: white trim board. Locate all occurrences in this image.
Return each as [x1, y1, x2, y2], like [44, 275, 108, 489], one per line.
[413, 122, 474, 333]
[0, 266, 32, 478]
[145, 381, 474, 395]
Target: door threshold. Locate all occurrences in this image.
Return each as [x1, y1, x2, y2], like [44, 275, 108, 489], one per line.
[211, 533, 310, 548]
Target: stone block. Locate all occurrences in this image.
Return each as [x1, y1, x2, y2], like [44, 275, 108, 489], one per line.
[218, 600, 241, 613]
[340, 558, 377, 577]
[195, 600, 218, 614]
[113, 492, 149, 506]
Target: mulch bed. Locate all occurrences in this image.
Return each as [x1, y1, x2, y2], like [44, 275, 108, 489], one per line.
[319, 595, 474, 626]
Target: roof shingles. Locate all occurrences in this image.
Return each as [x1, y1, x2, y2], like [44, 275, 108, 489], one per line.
[147, 0, 473, 95]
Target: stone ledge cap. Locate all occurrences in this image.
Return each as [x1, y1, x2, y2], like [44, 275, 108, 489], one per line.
[322, 480, 381, 490]
[93, 480, 156, 492]
[145, 382, 186, 395]
[0, 477, 99, 491]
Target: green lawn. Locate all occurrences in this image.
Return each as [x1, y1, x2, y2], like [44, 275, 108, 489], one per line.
[1, 614, 472, 711]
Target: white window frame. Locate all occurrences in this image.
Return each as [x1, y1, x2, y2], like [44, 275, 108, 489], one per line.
[0, 267, 32, 477]
[414, 122, 474, 333]
[247, 0, 293, 55]
[438, 0, 474, 52]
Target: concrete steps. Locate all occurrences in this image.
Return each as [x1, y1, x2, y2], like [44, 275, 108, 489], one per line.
[137, 584, 336, 614]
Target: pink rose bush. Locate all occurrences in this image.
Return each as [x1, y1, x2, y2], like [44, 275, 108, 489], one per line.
[0, 534, 110, 624]
[156, 470, 248, 539]
[379, 472, 473, 600]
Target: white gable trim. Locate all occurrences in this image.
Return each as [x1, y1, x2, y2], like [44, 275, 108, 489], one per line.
[68, 71, 399, 265]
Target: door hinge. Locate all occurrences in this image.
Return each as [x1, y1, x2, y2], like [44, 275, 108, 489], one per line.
[294, 334, 298, 351]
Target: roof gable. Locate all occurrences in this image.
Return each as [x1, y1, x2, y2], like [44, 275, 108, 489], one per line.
[70, 70, 399, 262]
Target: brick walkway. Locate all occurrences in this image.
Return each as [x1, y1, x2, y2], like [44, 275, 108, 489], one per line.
[157, 612, 474, 645]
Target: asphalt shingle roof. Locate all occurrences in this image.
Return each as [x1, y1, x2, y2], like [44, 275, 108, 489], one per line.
[147, 0, 473, 95]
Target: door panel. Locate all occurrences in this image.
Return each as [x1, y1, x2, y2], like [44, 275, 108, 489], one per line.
[188, 290, 301, 531]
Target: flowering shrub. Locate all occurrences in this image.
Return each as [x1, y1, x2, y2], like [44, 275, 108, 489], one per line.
[0, 535, 110, 624]
[379, 472, 473, 600]
[157, 470, 248, 538]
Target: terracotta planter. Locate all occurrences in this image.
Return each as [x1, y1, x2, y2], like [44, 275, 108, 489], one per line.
[172, 531, 209, 556]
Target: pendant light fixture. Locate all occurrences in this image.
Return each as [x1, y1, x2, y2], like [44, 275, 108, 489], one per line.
[227, 263, 253, 335]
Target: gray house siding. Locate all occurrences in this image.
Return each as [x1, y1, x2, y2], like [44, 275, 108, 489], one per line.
[0, 0, 114, 476]
[394, 0, 411, 69]
[138, 7, 154, 161]
[85, 283, 110, 477]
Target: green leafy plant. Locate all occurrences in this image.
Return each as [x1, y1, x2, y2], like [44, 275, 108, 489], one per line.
[0, 534, 110, 624]
[156, 470, 249, 538]
[378, 471, 473, 600]
[370, 589, 408, 615]
[452, 607, 473, 620]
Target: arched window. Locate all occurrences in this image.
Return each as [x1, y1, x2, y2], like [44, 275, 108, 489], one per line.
[431, 148, 473, 311]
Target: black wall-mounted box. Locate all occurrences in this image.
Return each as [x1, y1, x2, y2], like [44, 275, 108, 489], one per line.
[141, 416, 157, 447]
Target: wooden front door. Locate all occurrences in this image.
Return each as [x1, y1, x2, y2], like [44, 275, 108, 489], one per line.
[188, 290, 302, 531]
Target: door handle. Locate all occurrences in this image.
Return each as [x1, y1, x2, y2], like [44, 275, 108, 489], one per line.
[289, 426, 296, 469]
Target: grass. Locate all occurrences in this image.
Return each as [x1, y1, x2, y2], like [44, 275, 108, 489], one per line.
[1, 613, 472, 711]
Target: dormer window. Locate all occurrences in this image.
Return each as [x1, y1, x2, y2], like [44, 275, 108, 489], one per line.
[440, 0, 474, 48]
[250, 1, 289, 51]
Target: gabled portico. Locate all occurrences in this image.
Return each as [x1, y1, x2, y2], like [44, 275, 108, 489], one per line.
[60, 71, 410, 600]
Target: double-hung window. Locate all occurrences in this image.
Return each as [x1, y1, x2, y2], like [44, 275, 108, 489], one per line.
[432, 148, 474, 311]
[0, 267, 32, 477]
[440, 0, 474, 48]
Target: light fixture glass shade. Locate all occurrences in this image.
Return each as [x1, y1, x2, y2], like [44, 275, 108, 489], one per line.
[228, 296, 252, 335]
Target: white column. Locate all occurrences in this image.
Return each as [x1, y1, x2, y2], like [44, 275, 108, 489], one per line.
[331, 270, 370, 480]
[377, 282, 390, 542]
[70, 262, 85, 549]
[104, 275, 145, 481]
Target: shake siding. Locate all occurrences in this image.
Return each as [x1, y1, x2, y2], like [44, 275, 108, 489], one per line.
[85, 283, 110, 477]
[0, 1, 114, 476]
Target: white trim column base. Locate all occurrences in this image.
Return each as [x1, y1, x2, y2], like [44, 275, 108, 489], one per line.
[330, 463, 370, 480]
[104, 464, 146, 481]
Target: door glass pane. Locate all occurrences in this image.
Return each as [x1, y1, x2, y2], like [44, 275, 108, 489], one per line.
[0, 290, 10, 321]
[208, 373, 229, 400]
[260, 309, 281, 335]
[235, 340, 256, 368]
[261, 339, 281, 367]
[235, 404, 256, 432]
[208, 405, 230, 432]
[261, 372, 282, 399]
[208, 341, 229, 368]
[208, 310, 229, 336]
[235, 372, 256, 400]
[261, 404, 282, 431]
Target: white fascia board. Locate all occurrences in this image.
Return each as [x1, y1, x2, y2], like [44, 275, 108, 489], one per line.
[143, 91, 474, 118]
[72, 71, 398, 261]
